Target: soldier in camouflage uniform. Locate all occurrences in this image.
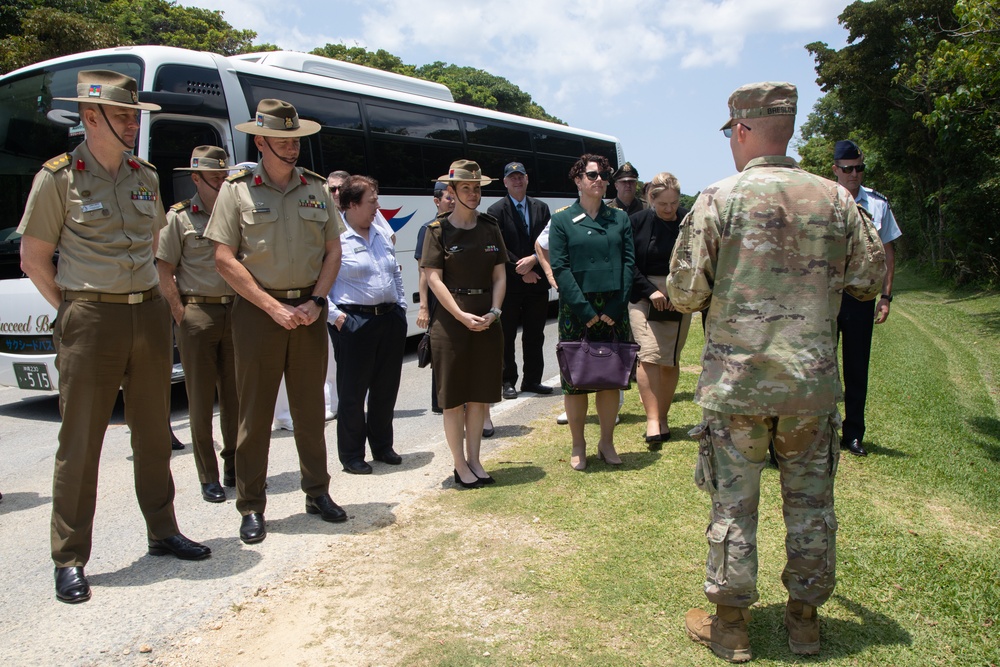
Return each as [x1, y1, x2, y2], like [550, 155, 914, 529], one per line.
[666, 81, 885, 663]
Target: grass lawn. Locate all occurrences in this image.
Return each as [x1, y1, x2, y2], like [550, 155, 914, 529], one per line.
[395, 264, 1000, 666]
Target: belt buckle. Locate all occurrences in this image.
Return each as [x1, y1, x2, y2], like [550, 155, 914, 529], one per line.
[287, 289, 301, 298]
[221, 296, 233, 304]
[128, 292, 144, 305]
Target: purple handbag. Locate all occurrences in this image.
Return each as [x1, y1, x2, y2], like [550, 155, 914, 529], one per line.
[556, 329, 639, 391]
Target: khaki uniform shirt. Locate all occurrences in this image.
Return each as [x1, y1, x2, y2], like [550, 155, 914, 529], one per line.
[157, 193, 235, 297]
[205, 164, 343, 289]
[17, 142, 167, 293]
[667, 156, 886, 416]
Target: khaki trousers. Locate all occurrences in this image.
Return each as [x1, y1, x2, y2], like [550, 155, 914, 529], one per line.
[175, 302, 238, 484]
[231, 296, 331, 515]
[51, 296, 178, 567]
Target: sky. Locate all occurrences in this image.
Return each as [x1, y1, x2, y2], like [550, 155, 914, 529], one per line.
[190, 0, 855, 195]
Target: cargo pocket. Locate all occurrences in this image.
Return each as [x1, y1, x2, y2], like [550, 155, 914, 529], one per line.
[692, 421, 717, 493]
[828, 413, 842, 478]
[823, 511, 838, 573]
[706, 520, 732, 586]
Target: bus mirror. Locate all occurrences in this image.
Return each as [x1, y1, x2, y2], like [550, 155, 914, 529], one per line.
[46, 109, 79, 127]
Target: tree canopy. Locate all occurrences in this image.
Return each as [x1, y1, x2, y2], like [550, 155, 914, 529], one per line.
[797, 0, 1000, 284]
[0, 0, 271, 74]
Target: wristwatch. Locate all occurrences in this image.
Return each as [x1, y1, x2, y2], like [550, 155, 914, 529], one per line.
[880, 294, 893, 303]
[489, 307, 502, 319]
[310, 296, 327, 308]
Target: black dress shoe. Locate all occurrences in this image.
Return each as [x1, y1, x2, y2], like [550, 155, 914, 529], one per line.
[222, 473, 236, 488]
[201, 481, 226, 503]
[482, 426, 495, 438]
[170, 432, 185, 450]
[55, 566, 91, 604]
[645, 433, 663, 451]
[372, 448, 403, 465]
[843, 438, 868, 457]
[343, 460, 373, 474]
[432, 406, 443, 415]
[240, 512, 266, 544]
[502, 383, 518, 400]
[305, 494, 348, 522]
[472, 470, 496, 485]
[148, 533, 212, 560]
[522, 383, 554, 395]
[453, 470, 483, 489]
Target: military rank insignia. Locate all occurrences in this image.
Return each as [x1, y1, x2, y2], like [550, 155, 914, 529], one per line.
[484, 244, 500, 253]
[131, 186, 156, 201]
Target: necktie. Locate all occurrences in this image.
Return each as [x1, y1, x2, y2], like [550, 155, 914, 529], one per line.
[516, 202, 527, 232]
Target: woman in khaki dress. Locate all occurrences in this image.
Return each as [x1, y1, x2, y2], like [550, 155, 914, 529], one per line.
[628, 172, 691, 448]
[420, 160, 507, 488]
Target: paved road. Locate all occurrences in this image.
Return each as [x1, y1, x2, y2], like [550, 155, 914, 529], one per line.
[0, 320, 563, 666]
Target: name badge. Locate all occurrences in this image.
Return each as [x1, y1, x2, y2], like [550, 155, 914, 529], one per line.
[572, 213, 586, 223]
[353, 246, 368, 254]
[252, 208, 271, 214]
[81, 202, 103, 213]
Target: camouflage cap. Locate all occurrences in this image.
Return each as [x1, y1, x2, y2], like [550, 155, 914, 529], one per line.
[612, 161, 639, 182]
[720, 81, 797, 130]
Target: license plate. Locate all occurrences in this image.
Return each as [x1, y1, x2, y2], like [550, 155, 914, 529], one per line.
[13, 362, 52, 390]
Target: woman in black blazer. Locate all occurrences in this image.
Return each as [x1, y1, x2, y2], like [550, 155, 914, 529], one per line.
[628, 172, 691, 449]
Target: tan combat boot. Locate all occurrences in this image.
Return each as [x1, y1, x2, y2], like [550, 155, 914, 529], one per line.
[784, 599, 820, 655]
[684, 604, 752, 663]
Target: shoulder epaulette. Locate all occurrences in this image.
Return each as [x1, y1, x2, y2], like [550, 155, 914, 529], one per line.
[301, 168, 324, 181]
[435, 211, 450, 222]
[554, 205, 571, 213]
[226, 169, 250, 182]
[478, 212, 499, 225]
[428, 220, 442, 228]
[868, 188, 890, 203]
[170, 199, 191, 212]
[42, 153, 72, 173]
[131, 155, 156, 170]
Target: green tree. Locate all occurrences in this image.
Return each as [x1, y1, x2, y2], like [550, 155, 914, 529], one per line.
[803, 0, 1000, 283]
[0, 0, 272, 74]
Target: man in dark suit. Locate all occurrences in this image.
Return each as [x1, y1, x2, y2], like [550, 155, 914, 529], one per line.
[487, 162, 553, 399]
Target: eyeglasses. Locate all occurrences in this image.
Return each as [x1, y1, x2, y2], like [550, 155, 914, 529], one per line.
[722, 123, 752, 138]
[836, 164, 866, 174]
[584, 170, 613, 182]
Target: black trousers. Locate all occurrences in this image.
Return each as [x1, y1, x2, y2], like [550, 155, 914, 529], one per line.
[837, 293, 876, 444]
[500, 290, 549, 388]
[329, 306, 406, 465]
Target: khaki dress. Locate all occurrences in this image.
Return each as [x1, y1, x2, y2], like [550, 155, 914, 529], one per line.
[420, 215, 506, 409]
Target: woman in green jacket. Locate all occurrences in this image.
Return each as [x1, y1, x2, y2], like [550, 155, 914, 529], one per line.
[549, 154, 636, 471]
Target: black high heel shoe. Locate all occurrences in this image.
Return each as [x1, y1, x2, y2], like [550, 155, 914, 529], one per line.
[472, 470, 495, 485]
[453, 469, 483, 489]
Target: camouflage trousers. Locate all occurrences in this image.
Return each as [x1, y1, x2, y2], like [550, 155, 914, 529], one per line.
[692, 410, 840, 608]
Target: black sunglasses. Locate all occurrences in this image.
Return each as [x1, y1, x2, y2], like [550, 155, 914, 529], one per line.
[583, 170, 613, 182]
[722, 122, 752, 138]
[836, 164, 866, 174]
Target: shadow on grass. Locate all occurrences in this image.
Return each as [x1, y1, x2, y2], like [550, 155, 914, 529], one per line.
[863, 442, 910, 458]
[967, 416, 1000, 462]
[750, 594, 912, 661]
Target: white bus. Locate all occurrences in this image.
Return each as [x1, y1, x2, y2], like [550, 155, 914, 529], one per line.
[0, 45, 624, 392]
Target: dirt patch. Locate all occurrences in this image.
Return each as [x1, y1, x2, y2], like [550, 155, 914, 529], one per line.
[145, 495, 573, 666]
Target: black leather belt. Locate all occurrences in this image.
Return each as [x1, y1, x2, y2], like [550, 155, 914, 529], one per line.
[263, 286, 315, 300]
[449, 288, 489, 295]
[338, 303, 396, 315]
[182, 295, 234, 304]
[63, 287, 159, 304]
